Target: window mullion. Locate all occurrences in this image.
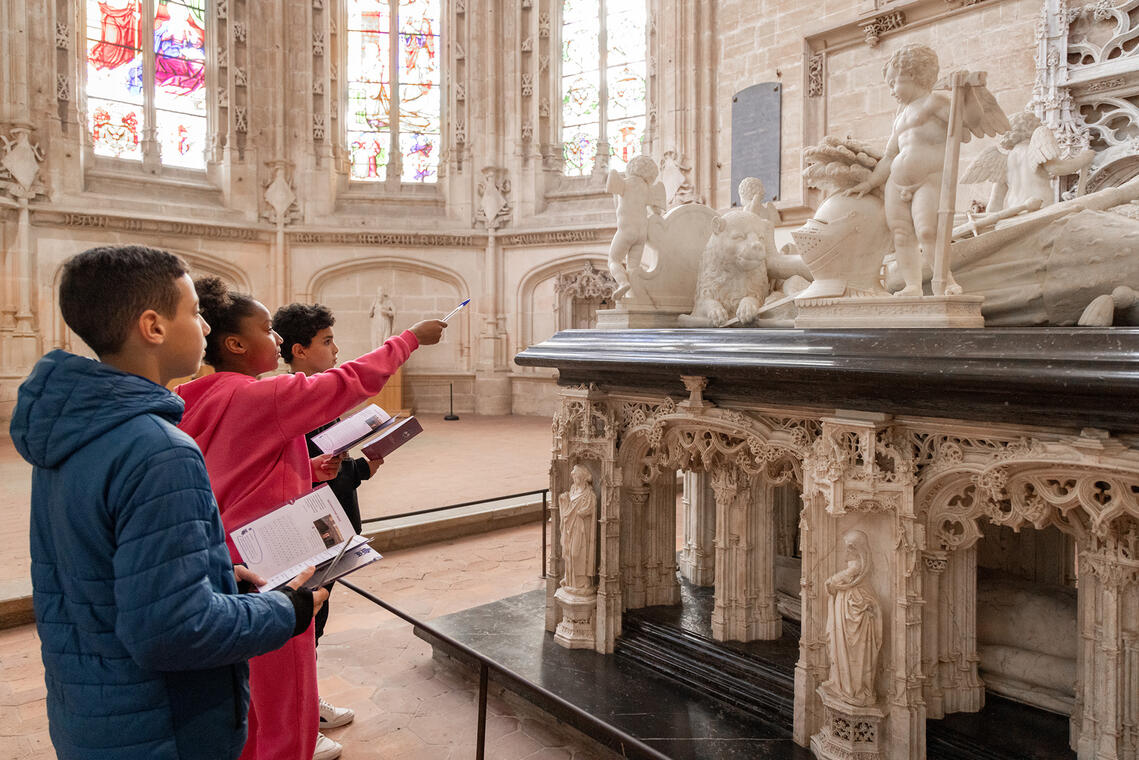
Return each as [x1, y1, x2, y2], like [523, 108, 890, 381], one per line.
[387, 0, 401, 188]
[596, 0, 608, 175]
[142, 0, 159, 167]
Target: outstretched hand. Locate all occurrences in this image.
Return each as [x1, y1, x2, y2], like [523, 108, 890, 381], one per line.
[311, 453, 344, 482]
[286, 566, 329, 615]
[409, 319, 447, 345]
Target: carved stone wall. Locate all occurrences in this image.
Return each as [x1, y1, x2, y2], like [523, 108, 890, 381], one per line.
[545, 382, 1139, 760]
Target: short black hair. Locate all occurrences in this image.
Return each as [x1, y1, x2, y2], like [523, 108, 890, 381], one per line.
[272, 303, 335, 363]
[59, 245, 188, 357]
[195, 276, 259, 367]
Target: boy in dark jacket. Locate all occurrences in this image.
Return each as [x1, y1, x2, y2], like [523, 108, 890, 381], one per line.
[10, 245, 328, 760]
[272, 302, 375, 746]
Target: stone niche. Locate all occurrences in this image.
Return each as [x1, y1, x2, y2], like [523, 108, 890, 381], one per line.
[517, 327, 1139, 760]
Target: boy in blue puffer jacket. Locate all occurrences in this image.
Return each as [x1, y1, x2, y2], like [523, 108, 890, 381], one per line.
[9, 245, 329, 760]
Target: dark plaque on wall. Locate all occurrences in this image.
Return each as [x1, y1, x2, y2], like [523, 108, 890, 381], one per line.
[730, 82, 781, 206]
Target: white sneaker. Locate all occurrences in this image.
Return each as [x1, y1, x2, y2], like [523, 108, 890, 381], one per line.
[319, 697, 355, 729]
[313, 732, 342, 760]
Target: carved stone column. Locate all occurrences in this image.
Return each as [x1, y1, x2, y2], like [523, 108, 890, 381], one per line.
[1075, 517, 1139, 760]
[621, 485, 649, 611]
[680, 471, 716, 586]
[645, 471, 680, 607]
[939, 544, 984, 715]
[709, 468, 781, 642]
[920, 551, 949, 720]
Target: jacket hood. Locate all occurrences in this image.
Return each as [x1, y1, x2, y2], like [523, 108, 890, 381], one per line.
[175, 371, 248, 453]
[10, 350, 185, 469]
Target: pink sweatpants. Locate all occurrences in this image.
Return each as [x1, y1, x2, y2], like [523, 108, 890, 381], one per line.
[239, 624, 318, 760]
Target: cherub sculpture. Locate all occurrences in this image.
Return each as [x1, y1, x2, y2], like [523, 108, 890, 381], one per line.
[607, 155, 666, 299]
[962, 110, 1095, 214]
[847, 44, 1008, 296]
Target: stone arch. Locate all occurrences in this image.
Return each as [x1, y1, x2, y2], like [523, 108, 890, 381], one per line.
[515, 254, 614, 359]
[304, 256, 468, 302]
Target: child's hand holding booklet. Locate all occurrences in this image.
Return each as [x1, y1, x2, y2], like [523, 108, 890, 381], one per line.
[230, 485, 381, 592]
[309, 403, 423, 461]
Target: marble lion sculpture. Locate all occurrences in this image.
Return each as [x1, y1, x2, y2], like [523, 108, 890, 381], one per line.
[679, 208, 809, 327]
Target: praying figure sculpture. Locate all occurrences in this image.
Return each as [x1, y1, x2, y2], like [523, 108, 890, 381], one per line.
[824, 530, 883, 707]
[606, 155, 667, 300]
[369, 287, 395, 346]
[558, 464, 598, 594]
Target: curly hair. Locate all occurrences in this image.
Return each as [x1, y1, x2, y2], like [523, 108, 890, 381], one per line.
[272, 303, 336, 363]
[999, 111, 1042, 150]
[194, 276, 259, 367]
[884, 43, 939, 91]
[625, 155, 658, 182]
[60, 245, 187, 357]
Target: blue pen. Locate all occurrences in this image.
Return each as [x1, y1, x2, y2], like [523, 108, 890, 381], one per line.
[442, 298, 470, 322]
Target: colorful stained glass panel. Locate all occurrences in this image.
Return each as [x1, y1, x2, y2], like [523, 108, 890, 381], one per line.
[348, 82, 392, 131]
[562, 0, 598, 25]
[348, 0, 390, 31]
[156, 110, 206, 168]
[349, 131, 390, 180]
[561, 21, 598, 77]
[398, 0, 440, 35]
[86, 37, 144, 103]
[608, 115, 645, 172]
[562, 73, 600, 126]
[89, 97, 144, 160]
[399, 132, 438, 182]
[605, 13, 645, 65]
[398, 82, 439, 133]
[399, 30, 439, 84]
[348, 31, 391, 84]
[562, 124, 598, 177]
[606, 62, 645, 121]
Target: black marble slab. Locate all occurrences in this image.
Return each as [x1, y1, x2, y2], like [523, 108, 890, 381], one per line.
[416, 589, 814, 760]
[513, 328, 1139, 434]
[419, 584, 1075, 760]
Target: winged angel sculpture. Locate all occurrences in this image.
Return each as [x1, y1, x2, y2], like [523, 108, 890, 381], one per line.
[962, 110, 1095, 218]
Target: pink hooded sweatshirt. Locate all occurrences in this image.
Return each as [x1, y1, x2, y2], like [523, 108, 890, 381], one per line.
[176, 330, 418, 760]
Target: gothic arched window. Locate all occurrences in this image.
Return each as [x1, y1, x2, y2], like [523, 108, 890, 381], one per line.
[560, 0, 646, 177]
[346, 0, 442, 183]
[85, 0, 209, 169]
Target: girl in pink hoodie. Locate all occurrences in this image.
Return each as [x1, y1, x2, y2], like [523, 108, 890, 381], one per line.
[177, 277, 445, 760]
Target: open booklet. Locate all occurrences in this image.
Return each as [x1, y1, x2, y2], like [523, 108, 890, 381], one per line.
[229, 485, 382, 593]
[310, 404, 400, 456]
[310, 403, 423, 461]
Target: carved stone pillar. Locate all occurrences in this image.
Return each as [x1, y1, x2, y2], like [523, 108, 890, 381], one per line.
[645, 471, 680, 607]
[679, 471, 716, 586]
[921, 551, 949, 720]
[1075, 518, 1139, 760]
[595, 458, 622, 654]
[709, 468, 780, 642]
[621, 485, 649, 611]
[939, 545, 984, 715]
[795, 491, 838, 746]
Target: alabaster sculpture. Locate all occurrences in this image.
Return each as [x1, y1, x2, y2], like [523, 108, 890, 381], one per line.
[679, 199, 810, 328]
[962, 110, 1095, 217]
[369, 287, 395, 345]
[846, 43, 1009, 297]
[822, 530, 882, 708]
[558, 464, 597, 594]
[606, 156, 667, 301]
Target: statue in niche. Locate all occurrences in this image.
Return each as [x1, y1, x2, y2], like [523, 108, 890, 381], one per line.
[369, 287, 395, 346]
[823, 530, 882, 707]
[606, 155, 666, 300]
[846, 43, 1008, 296]
[962, 110, 1095, 217]
[558, 465, 598, 594]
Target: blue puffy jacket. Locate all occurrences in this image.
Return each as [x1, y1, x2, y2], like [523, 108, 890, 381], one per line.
[10, 351, 299, 760]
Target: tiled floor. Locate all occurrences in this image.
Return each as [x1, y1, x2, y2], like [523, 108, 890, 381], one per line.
[1, 523, 621, 760]
[1, 414, 622, 759]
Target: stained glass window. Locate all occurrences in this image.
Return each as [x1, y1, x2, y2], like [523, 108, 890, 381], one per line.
[347, 0, 441, 183]
[561, 0, 646, 176]
[86, 0, 208, 169]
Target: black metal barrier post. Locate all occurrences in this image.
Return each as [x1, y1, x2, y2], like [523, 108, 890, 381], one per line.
[339, 579, 673, 760]
[540, 490, 548, 579]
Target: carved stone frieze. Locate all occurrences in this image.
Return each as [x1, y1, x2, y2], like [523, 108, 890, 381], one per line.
[808, 53, 825, 98]
[859, 11, 905, 48]
[554, 261, 617, 301]
[0, 128, 45, 201]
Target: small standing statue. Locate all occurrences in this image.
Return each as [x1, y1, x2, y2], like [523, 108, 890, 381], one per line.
[606, 155, 666, 300]
[369, 287, 395, 346]
[823, 530, 882, 707]
[558, 464, 598, 593]
[847, 43, 1008, 296]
